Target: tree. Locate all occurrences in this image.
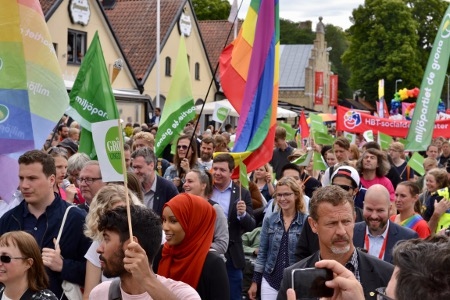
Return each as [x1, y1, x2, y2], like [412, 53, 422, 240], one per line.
[279, 19, 315, 44]
[192, 0, 231, 20]
[342, 0, 423, 103]
[324, 24, 352, 99]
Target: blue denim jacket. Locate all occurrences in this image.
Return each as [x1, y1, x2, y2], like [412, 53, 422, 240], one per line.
[253, 211, 307, 275]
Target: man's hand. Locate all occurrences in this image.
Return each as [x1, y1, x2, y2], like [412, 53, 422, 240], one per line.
[42, 238, 63, 272]
[123, 240, 153, 281]
[236, 200, 246, 217]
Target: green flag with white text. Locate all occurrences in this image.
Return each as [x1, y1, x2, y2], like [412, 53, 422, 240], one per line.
[310, 114, 327, 133]
[378, 132, 393, 150]
[291, 151, 313, 166]
[313, 131, 334, 145]
[407, 152, 425, 176]
[154, 36, 195, 157]
[313, 151, 327, 171]
[278, 122, 296, 141]
[66, 32, 120, 159]
[406, 5, 450, 151]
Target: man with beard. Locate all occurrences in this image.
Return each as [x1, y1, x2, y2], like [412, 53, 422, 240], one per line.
[353, 184, 418, 264]
[277, 186, 393, 300]
[90, 205, 200, 299]
[131, 147, 178, 216]
[198, 137, 215, 171]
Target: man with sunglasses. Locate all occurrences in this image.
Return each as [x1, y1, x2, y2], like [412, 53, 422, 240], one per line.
[353, 184, 418, 264]
[0, 150, 91, 299]
[295, 166, 365, 261]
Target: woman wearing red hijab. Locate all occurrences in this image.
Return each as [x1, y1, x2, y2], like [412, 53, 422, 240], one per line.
[156, 193, 230, 299]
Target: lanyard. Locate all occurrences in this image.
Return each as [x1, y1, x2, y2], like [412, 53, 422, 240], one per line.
[364, 233, 388, 260]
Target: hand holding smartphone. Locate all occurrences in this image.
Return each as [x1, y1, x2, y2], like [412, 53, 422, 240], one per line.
[291, 268, 334, 299]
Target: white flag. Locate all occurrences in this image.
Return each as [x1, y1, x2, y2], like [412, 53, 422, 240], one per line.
[228, 0, 238, 23]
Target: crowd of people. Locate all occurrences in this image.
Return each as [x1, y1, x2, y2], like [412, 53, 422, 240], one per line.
[0, 111, 450, 300]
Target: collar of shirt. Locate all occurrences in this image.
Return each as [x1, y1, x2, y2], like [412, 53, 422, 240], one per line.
[150, 175, 158, 193]
[366, 220, 390, 238]
[345, 248, 360, 282]
[214, 179, 233, 192]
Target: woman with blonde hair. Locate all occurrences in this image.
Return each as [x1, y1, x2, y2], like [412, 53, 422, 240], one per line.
[252, 163, 275, 202]
[248, 177, 308, 299]
[83, 185, 144, 299]
[0, 231, 57, 299]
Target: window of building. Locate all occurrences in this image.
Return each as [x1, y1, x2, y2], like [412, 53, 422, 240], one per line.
[165, 57, 171, 76]
[67, 30, 87, 65]
[195, 62, 200, 80]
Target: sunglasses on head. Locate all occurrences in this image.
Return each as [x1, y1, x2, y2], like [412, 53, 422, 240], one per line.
[0, 255, 28, 263]
[332, 184, 353, 191]
[177, 145, 188, 150]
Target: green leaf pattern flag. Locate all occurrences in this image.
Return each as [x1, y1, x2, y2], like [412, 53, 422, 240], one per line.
[278, 122, 296, 141]
[239, 158, 249, 189]
[291, 151, 313, 166]
[309, 114, 327, 133]
[154, 36, 195, 157]
[66, 32, 119, 159]
[313, 131, 335, 145]
[406, 5, 450, 151]
[407, 152, 425, 176]
[378, 132, 393, 150]
[313, 151, 328, 171]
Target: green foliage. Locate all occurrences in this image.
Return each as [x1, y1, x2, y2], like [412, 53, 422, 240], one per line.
[342, 0, 424, 103]
[192, 0, 231, 20]
[279, 19, 315, 44]
[324, 24, 352, 99]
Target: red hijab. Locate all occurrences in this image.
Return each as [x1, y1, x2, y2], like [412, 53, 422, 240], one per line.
[157, 193, 216, 288]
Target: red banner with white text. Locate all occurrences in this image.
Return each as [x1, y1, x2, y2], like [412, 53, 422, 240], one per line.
[336, 105, 450, 138]
[314, 72, 323, 105]
[329, 75, 338, 106]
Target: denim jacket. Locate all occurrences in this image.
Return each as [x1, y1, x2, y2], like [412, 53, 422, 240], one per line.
[253, 211, 307, 275]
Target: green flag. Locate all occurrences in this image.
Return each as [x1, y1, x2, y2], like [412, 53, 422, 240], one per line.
[154, 36, 195, 157]
[313, 131, 335, 145]
[378, 132, 393, 150]
[239, 159, 249, 189]
[278, 122, 296, 141]
[66, 32, 119, 159]
[343, 132, 356, 144]
[309, 114, 327, 133]
[291, 151, 313, 166]
[407, 152, 425, 176]
[313, 151, 327, 171]
[363, 130, 374, 142]
[406, 5, 450, 151]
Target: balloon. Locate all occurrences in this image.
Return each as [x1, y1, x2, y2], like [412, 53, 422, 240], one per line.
[412, 87, 420, 98]
[399, 88, 409, 100]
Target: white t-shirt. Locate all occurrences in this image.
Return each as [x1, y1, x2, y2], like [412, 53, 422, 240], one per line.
[89, 276, 200, 300]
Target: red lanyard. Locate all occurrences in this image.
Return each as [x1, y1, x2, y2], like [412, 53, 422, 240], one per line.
[364, 233, 388, 260]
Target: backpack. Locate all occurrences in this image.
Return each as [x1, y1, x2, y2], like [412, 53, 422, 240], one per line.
[108, 278, 121, 300]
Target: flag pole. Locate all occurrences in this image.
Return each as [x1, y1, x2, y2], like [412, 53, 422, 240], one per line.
[188, 0, 243, 155]
[117, 119, 133, 238]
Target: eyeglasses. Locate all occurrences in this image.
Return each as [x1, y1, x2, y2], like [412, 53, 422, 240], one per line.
[0, 255, 28, 263]
[374, 287, 394, 300]
[333, 184, 353, 191]
[276, 192, 294, 199]
[76, 177, 102, 185]
[177, 145, 188, 150]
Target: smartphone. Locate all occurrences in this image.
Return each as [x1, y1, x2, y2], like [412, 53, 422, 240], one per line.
[291, 268, 334, 299]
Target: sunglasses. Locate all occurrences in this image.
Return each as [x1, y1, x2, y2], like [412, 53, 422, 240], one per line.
[374, 287, 394, 300]
[177, 145, 188, 150]
[332, 184, 353, 191]
[0, 255, 28, 263]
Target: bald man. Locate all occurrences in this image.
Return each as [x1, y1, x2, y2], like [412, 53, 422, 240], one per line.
[353, 184, 418, 263]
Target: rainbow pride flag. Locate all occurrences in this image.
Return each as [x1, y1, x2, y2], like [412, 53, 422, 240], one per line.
[219, 0, 279, 175]
[0, 0, 69, 201]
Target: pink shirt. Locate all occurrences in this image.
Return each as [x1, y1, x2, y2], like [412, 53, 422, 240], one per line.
[89, 275, 200, 300]
[360, 176, 395, 201]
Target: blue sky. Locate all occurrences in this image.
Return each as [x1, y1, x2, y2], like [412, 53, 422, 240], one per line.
[229, 0, 365, 30]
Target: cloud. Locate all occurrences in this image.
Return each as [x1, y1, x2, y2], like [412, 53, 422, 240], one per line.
[230, 0, 365, 30]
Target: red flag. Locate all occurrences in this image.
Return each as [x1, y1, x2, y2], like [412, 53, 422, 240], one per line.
[329, 75, 338, 106]
[314, 72, 324, 104]
[300, 111, 310, 140]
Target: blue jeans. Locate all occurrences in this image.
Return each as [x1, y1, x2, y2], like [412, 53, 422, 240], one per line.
[226, 258, 243, 300]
